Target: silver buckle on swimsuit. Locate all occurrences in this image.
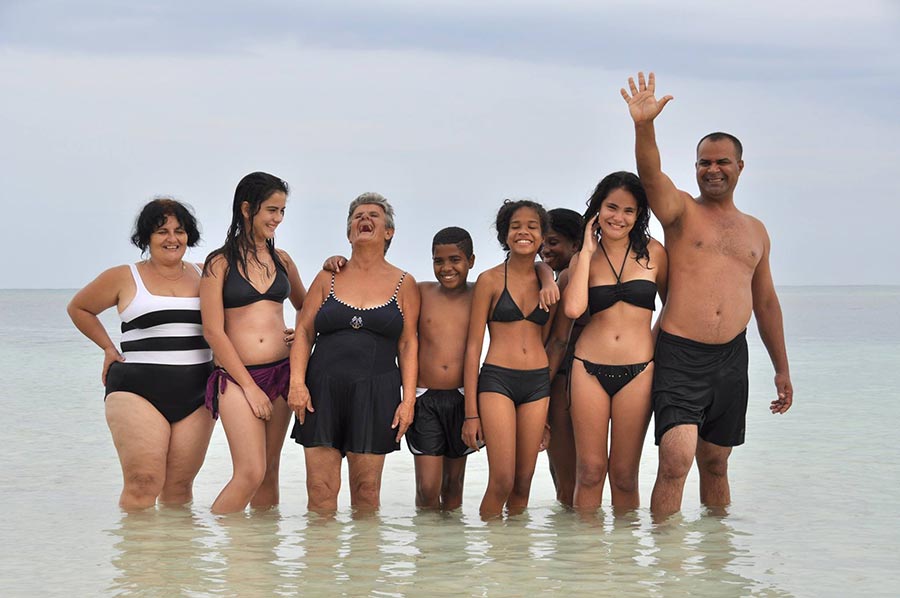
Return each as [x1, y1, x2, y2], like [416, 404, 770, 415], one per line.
[350, 315, 363, 330]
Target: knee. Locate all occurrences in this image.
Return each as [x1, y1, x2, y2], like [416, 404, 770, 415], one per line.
[124, 471, 164, 499]
[577, 459, 608, 489]
[608, 465, 638, 495]
[658, 450, 693, 482]
[442, 472, 464, 498]
[352, 478, 381, 506]
[235, 461, 267, 491]
[512, 473, 536, 498]
[488, 471, 515, 499]
[162, 475, 194, 499]
[696, 454, 729, 478]
[307, 476, 339, 501]
[417, 479, 442, 506]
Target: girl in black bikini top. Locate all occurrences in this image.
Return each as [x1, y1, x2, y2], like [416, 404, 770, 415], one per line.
[562, 171, 667, 512]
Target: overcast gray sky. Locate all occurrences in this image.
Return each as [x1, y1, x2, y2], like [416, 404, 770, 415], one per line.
[2, 0, 898, 288]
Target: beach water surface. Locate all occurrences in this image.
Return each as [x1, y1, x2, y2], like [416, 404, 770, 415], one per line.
[1, 287, 898, 597]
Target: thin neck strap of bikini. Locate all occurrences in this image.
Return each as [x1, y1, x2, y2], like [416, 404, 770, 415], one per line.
[599, 240, 631, 284]
[329, 271, 336, 297]
[503, 258, 510, 289]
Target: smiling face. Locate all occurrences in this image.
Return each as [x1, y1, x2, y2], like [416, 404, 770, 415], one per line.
[432, 243, 474, 290]
[597, 188, 638, 241]
[148, 214, 188, 263]
[348, 203, 394, 248]
[696, 138, 744, 200]
[246, 191, 287, 241]
[541, 231, 579, 273]
[506, 206, 544, 256]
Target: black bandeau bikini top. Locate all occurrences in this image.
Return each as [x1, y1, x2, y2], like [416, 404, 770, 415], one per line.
[489, 260, 550, 326]
[588, 280, 657, 314]
[588, 241, 656, 314]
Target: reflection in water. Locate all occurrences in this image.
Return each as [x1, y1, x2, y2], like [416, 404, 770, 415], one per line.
[107, 506, 223, 596]
[107, 504, 794, 596]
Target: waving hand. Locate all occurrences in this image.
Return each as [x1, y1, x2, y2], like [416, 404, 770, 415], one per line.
[621, 72, 673, 124]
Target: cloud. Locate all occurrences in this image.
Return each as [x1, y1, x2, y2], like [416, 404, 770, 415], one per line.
[3, 1, 897, 79]
[1, 2, 899, 287]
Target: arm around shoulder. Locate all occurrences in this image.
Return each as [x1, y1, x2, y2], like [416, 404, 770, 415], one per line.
[277, 249, 307, 309]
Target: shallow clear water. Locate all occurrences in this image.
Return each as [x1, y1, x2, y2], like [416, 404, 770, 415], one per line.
[1, 287, 898, 597]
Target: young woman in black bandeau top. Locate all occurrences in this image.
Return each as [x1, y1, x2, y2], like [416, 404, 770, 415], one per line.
[463, 199, 559, 518]
[563, 171, 667, 512]
[200, 172, 306, 514]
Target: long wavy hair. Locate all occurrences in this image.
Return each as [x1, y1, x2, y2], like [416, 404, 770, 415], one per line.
[204, 172, 288, 277]
[583, 171, 651, 266]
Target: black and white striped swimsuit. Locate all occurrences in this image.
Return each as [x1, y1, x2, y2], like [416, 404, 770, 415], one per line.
[104, 263, 214, 423]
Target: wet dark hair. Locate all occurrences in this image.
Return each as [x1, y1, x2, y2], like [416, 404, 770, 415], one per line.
[697, 131, 743, 161]
[130, 198, 201, 252]
[548, 208, 584, 250]
[583, 171, 651, 266]
[495, 199, 550, 251]
[432, 226, 474, 258]
[203, 171, 288, 277]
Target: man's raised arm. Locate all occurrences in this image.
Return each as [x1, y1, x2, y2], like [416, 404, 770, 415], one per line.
[621, 71, 685, 227]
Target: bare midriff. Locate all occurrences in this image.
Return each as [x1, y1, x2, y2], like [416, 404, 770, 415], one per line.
[223, 301, 289, 365]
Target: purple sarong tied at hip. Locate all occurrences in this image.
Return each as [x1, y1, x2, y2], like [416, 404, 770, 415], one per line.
[205, 358, 291, 419]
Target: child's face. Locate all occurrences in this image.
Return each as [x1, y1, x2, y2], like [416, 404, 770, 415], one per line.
[506, 207, 543, 256]
[432, 243, 474, 290]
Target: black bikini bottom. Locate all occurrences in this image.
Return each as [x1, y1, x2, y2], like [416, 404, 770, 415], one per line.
[573, 357, 650, 398]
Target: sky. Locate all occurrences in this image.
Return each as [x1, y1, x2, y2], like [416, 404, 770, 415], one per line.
[2, 0, 899, 288]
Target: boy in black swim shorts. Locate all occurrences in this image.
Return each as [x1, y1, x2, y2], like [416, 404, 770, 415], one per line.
[406, 227, 479, 510]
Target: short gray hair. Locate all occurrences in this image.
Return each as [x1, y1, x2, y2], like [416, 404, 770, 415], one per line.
[346, 192, 396, 252]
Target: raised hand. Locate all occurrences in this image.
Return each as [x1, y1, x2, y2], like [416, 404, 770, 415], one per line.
[620, 71, 673, 124]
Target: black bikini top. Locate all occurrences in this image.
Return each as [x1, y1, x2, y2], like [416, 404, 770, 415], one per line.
[588, 241, 656, 315]
[489, 260, 550, 326]
[222, 258, 290, 309]
[314, 271, 407, 340]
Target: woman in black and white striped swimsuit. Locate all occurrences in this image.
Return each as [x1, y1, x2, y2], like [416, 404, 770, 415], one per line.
[68, 198, 215, 511]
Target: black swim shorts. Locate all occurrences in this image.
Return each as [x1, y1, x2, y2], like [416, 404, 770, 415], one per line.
[406, 388, 476, 459]
[478, 363, 551, 406]
[652, 330, 748, 447]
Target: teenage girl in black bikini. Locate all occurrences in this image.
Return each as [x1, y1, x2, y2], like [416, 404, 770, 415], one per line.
[200, 172, 306, 514]
[463, 199, 557, 518]
[563, 172, 667, 511]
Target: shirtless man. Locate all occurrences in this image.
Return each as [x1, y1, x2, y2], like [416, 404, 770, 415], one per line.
[620, 72, 793, 516]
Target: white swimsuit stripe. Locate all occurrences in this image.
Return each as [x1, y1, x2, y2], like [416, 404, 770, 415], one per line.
[118, 263, 212, 366]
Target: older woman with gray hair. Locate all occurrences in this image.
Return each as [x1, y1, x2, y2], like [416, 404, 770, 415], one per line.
[288, 192, 420, 512]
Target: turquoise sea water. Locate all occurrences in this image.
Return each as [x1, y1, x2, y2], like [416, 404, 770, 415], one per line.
[1, 287, 898, 597]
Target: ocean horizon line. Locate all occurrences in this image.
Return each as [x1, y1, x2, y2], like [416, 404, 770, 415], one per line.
[3, 284, 899, 292]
